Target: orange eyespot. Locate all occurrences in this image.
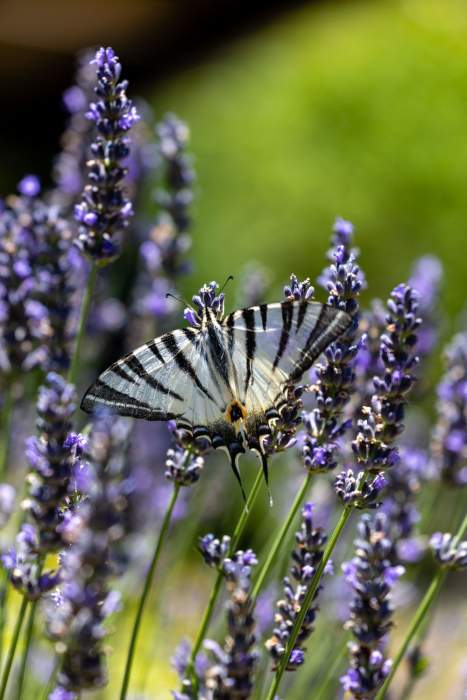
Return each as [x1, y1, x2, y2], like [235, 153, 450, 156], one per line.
[226, 401, 247, 423]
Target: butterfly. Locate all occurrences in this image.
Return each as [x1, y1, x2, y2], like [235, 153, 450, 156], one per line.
[81, 283, 351, 496]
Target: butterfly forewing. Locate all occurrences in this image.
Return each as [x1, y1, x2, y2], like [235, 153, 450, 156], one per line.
[82, 329, 201, 420]
[224, 300, 350, 403]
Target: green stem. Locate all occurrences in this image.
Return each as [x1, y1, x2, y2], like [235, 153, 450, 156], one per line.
[264, 504, 353, 700]
[251, 472, 312, 601]
[375, 511, 467, 700]
[68, 262, 97, 385]
[0, 595, 29, 700]
[16, 555, 44, 699]
[16, 597, 39, 699]
[119, 483, 181, 700]
[186, 467, 264, 685]
[0, 581, 8, 666]
[0, 386, 13, 481]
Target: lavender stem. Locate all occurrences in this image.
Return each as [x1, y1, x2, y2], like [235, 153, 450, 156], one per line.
[375, 510, 467, 700]
[186, 467, 264, 688]
[119, 482, 181, 700]
[16, 595, 39, 698]
[0, 594, 29, 700]
[68, 262, 97, 385]
[251, 472, 312, 601]
[264, 504, 353, 700]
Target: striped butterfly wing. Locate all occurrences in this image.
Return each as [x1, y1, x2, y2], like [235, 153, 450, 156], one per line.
[224, 299, 351, 406]
[81, 328, 227, 424]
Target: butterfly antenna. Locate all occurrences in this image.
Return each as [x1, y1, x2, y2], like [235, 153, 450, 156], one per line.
[165, 291, 192, 307]
[260, 453, 274, 507]
[220, 275, 234, 294]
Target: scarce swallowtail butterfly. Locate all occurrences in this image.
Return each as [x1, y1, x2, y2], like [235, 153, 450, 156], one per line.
[81, 280, 351, 496]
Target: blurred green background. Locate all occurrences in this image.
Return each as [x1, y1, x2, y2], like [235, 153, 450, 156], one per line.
[2, 0, 467, 697]
[153, 0, 467, 323]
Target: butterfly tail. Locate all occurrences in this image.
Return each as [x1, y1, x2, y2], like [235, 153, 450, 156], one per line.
[227, 442, 248, 506]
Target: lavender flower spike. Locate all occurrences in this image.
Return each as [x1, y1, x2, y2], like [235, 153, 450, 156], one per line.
[47, 412, 131, 694]
[205, 550, 259, 699]
[23, 372, 78, 552]
[302, 217, 365, 474]
[431, 332, 467, 486]
[266, 502, 327, 671]
[75, 47, 140, 264]
[336, 283, 421, 508]
[341, 513, 404, 699]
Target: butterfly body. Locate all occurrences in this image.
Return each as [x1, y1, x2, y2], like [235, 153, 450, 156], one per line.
[82, 298, 351, 490]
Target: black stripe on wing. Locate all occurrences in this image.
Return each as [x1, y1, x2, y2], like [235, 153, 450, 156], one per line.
[206, 324, 231, 390]
[273, 301, 293, 370]
[289, 306, 351, 382]
[162, 332, 219, 405]
[81, 380, 177, 420]
[122, 354, 183, 400]
[146, 340, 166, 364]
[242, 307, 256, 393]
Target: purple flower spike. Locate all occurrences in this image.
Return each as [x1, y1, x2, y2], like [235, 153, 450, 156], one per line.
[341, 513, 400, 698]
[0, 191, 75, 374]
[75, 47, 139, 264]
[350, 283, 421, 475]
[22, 373, 77, 553]
[302, 219, 365, 475]
[46, 413, 132, 693]
[266, 504, 326, 672]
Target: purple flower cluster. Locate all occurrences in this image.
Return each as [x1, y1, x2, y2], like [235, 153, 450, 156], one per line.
[266, 503, 327, 671]
[23, 372, 79, 552]
[174, 550, 258, 699]
[341, 284, 420, 494]
[0, 182, 75, 376]
[204, 550, 259, 699]
[2, 524, 60, 600]
[184, 280, 226, 328]
[165, 440, 204, 487]
[341, 513, 404, 699]
[431, 332, 467, 486]
[75, 47, 140, 263]
[198, 533, 231, 568]
[334, 469, 387, 510]
[430, 532, 467, 570]
[47, 412, 131, 694]
[302, 218, 365, 473]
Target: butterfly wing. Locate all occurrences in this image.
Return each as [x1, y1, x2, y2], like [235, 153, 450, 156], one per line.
[224, 299, 351, 403]
[81, 328, 227, 423]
